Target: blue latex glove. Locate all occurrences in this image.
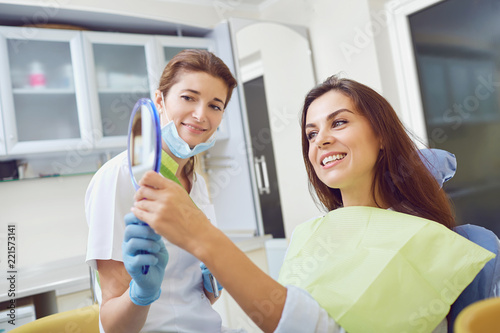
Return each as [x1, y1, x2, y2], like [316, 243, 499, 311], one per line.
[123, 212, 168, 306]
[200, 262, 223, 293]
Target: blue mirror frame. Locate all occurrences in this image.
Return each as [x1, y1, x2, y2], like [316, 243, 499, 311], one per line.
[127, 98, 162, 190]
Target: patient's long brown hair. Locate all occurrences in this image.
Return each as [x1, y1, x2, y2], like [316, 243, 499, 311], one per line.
[301, 75, 455, 229]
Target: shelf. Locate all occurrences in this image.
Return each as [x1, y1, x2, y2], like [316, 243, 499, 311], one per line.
[13, 88, 75, 95]
[98, 88, 150, 94]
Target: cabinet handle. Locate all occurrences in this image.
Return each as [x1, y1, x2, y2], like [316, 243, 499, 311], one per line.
[260, 155, 271, 194]
[254, 157, 264, 194]
[254, 155, 271, 195]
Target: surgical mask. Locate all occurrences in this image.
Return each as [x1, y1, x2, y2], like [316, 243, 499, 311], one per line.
[160, 93, 217, 159]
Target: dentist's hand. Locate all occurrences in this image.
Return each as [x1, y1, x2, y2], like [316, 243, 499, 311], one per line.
[123, 212, 168, 306]
[200, 262, 223, 293]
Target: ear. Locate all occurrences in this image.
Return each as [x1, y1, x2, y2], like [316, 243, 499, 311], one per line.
[154, 90, 163, 110]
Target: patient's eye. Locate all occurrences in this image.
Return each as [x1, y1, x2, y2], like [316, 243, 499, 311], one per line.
[306, 131, 317, 141]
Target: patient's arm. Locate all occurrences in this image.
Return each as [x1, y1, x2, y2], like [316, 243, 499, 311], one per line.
[133, 171, 288, 332]
[196, 228, 287, 332]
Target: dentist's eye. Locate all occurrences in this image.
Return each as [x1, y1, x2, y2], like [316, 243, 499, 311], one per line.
[210, 104, 223, 111]
[181, 95, 194, 101]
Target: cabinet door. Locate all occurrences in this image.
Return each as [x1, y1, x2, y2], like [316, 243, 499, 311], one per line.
[0, 98, 6, 156]
[147, 35, 215, 88]
[0, 27, 92, 155]
[82, 31, 155, 150]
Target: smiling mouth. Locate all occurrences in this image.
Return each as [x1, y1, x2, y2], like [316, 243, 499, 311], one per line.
[321, 153, 346, 166]
[182, 123, 206, 132]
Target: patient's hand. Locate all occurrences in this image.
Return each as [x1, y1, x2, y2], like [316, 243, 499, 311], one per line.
[132, 171, 214, 257]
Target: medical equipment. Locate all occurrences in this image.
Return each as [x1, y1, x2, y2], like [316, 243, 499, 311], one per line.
[127, 98, 162, 274]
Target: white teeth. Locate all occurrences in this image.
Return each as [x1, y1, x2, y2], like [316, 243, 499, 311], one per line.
[185, 124, 204, 131]
[322, 154, 346, 166]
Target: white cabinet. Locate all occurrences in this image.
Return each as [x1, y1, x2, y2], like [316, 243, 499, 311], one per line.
[149, 35, 215, 87]
[81, 32, 215, 151]
[0, 26, 221, 178]
[0, 97, 6, 156]
[0, 26, 92, 155]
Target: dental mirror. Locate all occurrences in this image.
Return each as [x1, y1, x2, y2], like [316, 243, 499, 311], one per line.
[127, 98, 161, 274]
[128, 98, 162, 190]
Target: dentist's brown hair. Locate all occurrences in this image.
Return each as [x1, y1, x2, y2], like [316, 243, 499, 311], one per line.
[158, 49, 237, 108]
[300, 75, 455, 229]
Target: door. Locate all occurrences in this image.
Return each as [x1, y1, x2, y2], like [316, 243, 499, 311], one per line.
[243, 76, 285, 239]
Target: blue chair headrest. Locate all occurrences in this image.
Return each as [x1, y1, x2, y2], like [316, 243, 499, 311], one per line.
[419, 148, 457, 187]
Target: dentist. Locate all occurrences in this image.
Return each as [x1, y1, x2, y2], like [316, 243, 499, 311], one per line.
[85, 49, 237, 333]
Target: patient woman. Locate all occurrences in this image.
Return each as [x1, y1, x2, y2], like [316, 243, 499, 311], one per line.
[130, 75, 491, 332]
[85, 49, 237, 333]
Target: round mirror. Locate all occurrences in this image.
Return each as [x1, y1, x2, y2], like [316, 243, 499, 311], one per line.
[127, 98, 162, 191]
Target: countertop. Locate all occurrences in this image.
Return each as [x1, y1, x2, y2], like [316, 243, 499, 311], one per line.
[0, 234, 272, 303]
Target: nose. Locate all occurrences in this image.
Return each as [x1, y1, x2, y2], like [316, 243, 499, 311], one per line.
[315, 130, 334, 148]
[192, 104, 208, 122]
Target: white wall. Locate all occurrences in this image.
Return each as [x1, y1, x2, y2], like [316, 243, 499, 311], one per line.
[0, 174, 92, 268]
[367, 0, 402, 115]
[261, 0, 384, 92]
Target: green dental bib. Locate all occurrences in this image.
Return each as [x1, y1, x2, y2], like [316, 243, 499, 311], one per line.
[159, 150, 181, 185]
[278, 207, 494, 333]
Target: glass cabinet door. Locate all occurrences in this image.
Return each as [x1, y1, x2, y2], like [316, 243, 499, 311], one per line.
[0, 27, 91, 155]
[83, 31, 155, 150]
[149, 35, 214, 87]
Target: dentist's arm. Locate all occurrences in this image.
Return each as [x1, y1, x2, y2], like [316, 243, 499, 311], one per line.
[97, 260, 150, 333]
[97, 213, 168, 333]
[132, 171, 288, 333]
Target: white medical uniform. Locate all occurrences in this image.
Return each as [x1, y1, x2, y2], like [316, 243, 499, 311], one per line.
[275, 286, 447, 333]
[85, 151, 222, 333]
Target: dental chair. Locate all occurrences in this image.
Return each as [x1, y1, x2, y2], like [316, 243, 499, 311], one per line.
[448, 225, 500, 331]
[419, 149, 500, 332]
[454, 297, 500, 333]
[8, 303, 99, 333]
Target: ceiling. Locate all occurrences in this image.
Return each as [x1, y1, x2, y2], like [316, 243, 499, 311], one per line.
[0, 2, 211, 36]
[159, 0, 280, 12]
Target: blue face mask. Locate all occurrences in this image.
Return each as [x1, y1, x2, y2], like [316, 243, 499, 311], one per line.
[160, 93, 217, 159]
